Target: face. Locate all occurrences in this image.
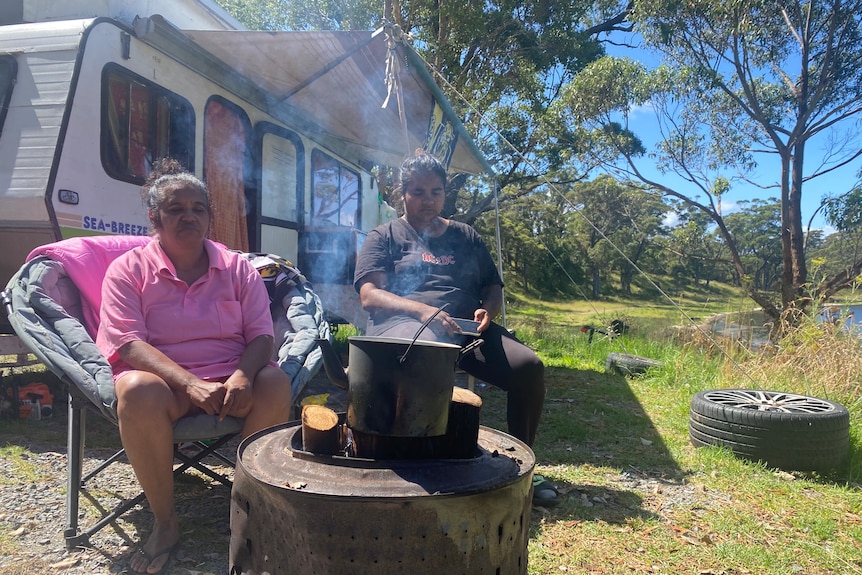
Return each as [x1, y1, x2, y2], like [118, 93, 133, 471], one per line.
[151, 183, 211, 247]
[403, 172, 445, 225]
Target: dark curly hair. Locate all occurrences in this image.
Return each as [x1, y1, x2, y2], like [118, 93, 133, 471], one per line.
[142, 158, 211, 233]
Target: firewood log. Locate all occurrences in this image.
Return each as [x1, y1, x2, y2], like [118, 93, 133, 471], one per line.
[301, 404, 340, 454]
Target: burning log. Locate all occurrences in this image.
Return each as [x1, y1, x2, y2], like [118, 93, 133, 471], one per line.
[301, 405, 340, 454]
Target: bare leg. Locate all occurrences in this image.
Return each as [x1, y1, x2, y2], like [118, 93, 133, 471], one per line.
[116, 371, 190, 574]
[241, 365, 292, 437]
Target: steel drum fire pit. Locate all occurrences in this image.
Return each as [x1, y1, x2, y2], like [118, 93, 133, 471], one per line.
[229, 420, 534, 575]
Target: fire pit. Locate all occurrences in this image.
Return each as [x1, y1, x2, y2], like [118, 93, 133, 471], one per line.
[228, 421, 534, 574]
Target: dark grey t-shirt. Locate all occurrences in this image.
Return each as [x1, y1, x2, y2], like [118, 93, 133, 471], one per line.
[354, 218, 502, 334]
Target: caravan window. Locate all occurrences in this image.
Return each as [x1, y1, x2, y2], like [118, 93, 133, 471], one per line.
[0, 55, 16, 138]
[101, 65, 195, 183]
[311, 149, 359, 227]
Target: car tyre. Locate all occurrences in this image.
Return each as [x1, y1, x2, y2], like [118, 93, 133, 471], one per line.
[689, 389, 850, 472]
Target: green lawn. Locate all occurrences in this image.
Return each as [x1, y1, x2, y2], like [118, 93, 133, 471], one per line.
[486, 288, 862, 575]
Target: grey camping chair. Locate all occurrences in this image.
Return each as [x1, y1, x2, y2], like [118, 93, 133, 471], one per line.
[2, 235, 243, 549]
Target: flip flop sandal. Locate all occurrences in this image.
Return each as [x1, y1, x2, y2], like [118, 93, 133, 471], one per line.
[132, 542, 177, 575]
[532, 474, 561, 507]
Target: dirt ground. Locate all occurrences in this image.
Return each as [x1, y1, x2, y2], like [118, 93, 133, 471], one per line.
[0, 370, 350, 575]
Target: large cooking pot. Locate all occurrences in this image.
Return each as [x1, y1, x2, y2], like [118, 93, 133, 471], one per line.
[315, 334, 482, 437]
[347, 336, 461, 436]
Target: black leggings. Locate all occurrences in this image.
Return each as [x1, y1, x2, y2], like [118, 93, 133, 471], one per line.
[372, 320, 545, 446]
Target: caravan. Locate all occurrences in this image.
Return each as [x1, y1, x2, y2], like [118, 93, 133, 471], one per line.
[0, 0, 487, 331]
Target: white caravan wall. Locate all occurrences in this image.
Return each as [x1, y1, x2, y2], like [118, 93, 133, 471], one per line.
[21, 0, 242, 30]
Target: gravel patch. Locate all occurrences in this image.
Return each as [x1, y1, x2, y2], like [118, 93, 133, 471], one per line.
[0, 416, 236, 575]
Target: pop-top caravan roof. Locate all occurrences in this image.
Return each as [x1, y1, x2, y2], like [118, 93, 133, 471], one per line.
[137, 16, 491, 175]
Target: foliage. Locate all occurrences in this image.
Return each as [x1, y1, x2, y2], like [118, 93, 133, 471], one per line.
[215, 0, 380, 30]
[214, 0, 635, 273]
[568, 175, 667, 297]
[214, 0, 862, 315]
[661, 201, 731, 287]
[552, 0, 862, 322]
[808, 179, 862, 293]
[485, 190, 583, 298]
[722, 198, 783, 291]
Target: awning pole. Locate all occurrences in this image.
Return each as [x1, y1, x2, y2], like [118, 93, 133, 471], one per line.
[492, 176, 506, 327]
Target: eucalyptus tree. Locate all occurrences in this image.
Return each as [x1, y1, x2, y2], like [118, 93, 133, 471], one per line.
[663, 203, 729, 287]
[490, 189, 584, 297]
[807, 180, 862, 293]
[215, 0, 380, 30]
[722, 199, 783, 292]
[567, 175, 668, 297]
[552, 0, 862, 323]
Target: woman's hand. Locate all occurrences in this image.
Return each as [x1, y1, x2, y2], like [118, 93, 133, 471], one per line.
[419, 306, 461, 337]
[184, 378, 227, 416]
[219, 372, 254, 420]
[474, 309, 491, 333]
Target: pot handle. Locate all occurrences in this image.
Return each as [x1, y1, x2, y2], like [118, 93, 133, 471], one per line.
[458, 337, 484, 361]
[399, 303, 449, 364]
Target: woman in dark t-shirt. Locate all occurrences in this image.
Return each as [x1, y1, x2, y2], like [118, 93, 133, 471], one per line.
[354, 217, 500, 334]
[354, 152, 554, 507]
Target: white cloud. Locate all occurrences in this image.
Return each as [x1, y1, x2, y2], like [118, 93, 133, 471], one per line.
[718, 200, 739, 215]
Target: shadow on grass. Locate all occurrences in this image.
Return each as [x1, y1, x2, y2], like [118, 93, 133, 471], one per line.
[478, 365, 686, 525]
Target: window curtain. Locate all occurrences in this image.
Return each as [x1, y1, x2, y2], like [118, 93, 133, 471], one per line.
[204, 99, 249, 251]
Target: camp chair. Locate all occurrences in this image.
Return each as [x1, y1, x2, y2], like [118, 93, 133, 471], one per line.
[1, 235, 243, 549]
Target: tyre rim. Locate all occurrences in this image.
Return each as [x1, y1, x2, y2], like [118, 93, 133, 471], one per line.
[702, 390, 837, 414]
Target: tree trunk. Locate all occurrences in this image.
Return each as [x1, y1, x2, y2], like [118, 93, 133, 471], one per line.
[788, 142, 808, 311]
[591, 267, 601, 299]
[620, 266, 632, 296]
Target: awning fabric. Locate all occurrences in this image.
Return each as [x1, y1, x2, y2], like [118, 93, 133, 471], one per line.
[180, 26, 488, 175]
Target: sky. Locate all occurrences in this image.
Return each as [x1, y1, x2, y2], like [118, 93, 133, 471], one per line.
[603, 36, 862, 235]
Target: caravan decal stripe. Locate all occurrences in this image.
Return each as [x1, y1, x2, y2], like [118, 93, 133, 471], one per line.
[55, 212, 82, 226]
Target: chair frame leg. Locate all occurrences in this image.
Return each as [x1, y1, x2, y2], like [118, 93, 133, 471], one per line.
[63, 389, 238, 550]
[64, 390, 88, 548]
[173, 435, 238, 487]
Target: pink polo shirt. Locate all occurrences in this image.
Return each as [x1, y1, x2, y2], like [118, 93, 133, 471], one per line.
[96, 238, 274, 381]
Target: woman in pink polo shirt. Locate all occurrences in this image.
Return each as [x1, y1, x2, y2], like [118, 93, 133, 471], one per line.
[96, 159, 291, 575]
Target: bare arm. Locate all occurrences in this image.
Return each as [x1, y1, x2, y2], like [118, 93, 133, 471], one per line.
[358, 271, 463, 336]
[220, 334, 274, 419]
[119, 339, 202, 392]
[231, 334, 274, 384]
[358, 271, 503, 336]
[357, 271, 447, 324]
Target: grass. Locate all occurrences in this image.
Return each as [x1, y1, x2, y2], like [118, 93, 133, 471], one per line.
[491, 295, 862, 575]
[2, 281, 862, 574]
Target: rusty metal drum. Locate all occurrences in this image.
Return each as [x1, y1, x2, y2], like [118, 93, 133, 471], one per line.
[229, 422, 535, 575]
